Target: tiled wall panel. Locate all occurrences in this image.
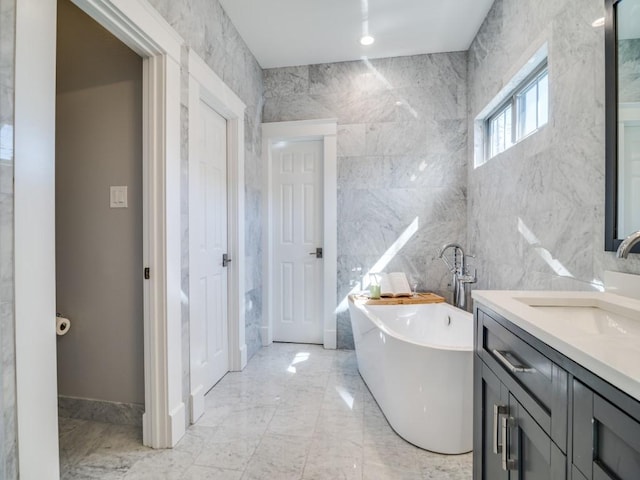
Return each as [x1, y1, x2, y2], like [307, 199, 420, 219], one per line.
[467, 0, 640, 292]
[264, 53, 469, 348]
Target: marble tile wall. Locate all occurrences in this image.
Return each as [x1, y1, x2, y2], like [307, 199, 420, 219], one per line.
[58, 395, 144, 427]
[147, 0, 265, 424]
[467, 0, 640, 294]
[263, 54, 469, 348]
[0, 0, 17, 477]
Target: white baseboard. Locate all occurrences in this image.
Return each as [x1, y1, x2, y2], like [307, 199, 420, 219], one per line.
[169, 402, 186, 447]
[324, 329, 337, 349]
[260, 325, 271, 347]
[189, 386, 204, 424]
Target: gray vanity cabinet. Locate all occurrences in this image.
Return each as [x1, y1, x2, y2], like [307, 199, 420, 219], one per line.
[474, 308, 567, 479]
[474, 303, 640, 480]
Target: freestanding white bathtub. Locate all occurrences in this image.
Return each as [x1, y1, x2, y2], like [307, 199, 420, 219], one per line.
[348, 297, 473, 454]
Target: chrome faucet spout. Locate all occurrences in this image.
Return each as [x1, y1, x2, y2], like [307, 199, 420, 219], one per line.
[617, 230, 640, 258]
[438, 242, 464, 259]
[437, 243, 476, 311]
[438, 243, 464, 273]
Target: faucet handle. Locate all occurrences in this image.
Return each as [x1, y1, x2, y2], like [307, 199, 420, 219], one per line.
[458, 268, 477, 284]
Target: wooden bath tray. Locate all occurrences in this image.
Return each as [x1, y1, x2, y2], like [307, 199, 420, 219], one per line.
[349, 292, 445, 305]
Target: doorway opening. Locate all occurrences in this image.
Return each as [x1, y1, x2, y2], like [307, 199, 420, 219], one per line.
[55, 0, 145, 432]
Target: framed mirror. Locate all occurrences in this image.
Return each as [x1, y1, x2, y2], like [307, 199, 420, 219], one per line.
[605, 0, 640, 253]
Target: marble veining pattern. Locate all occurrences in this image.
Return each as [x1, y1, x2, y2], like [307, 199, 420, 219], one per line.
[59, 343, 472, 479]
[58, 396, 144, 427]
[0, 0, 17, 478]
[263, 53, 469, 348]
[467, 0, 640, 294]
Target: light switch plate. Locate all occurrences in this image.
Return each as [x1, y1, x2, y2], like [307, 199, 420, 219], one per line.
[110, 186, 128, 208]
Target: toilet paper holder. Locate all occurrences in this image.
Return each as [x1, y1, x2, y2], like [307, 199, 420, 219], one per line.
[56, 312, 71, 336]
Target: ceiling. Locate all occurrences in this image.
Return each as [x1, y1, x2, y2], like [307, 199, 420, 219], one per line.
[218, 0, 496, 69]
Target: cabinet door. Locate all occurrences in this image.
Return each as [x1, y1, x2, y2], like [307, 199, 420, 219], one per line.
[573, 380, 640, 480]
[474, 360, 509, 480]
[508, 393, 566, 480]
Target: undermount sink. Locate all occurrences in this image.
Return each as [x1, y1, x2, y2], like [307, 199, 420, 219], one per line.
[513, 294, 640, 337]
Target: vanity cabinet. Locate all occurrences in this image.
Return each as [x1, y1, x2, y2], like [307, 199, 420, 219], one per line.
[474, 309, 567, 479]
[474, 304, 640, 480]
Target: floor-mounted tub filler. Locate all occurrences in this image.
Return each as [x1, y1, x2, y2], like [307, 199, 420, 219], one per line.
[348, 297, 473, 454]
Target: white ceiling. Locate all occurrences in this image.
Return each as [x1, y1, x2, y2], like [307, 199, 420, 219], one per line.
[219, 0, 496, 69]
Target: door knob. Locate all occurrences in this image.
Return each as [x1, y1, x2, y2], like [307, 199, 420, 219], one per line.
[308, 247, 323, 259]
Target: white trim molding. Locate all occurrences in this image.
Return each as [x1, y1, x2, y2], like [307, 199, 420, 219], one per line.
[70, 0, 186, 449]
[188, 50, 247, 423]
[15, 0, 60, 477]
[262, 119, 338, 350]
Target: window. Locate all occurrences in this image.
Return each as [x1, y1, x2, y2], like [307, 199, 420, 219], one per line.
[488, 103, 513, 158]
[485, 63, 548, 161]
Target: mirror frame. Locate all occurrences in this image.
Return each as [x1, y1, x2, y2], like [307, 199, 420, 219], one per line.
[605, 0, 640, 253]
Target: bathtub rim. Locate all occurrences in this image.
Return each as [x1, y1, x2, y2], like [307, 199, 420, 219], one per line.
[348, 297, 473, 352]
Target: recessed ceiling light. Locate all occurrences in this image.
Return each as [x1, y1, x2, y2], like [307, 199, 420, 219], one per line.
[360, 35, 375, 46]
[592, 17, 605, 27]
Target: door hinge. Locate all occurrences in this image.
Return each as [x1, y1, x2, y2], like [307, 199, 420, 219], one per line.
[144, 267, 150, 280]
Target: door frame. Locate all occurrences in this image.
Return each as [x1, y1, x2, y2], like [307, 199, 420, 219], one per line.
[261, 119, 337, 349]
[15, 2, 185, 474]
[188, 50, 247, 423]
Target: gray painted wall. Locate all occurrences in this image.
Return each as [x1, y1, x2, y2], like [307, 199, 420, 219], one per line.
[467, 0, 640, 293]
[263, 54, 469, 348]
[0, 0, 17, 475]
[55, 0, 144, 404]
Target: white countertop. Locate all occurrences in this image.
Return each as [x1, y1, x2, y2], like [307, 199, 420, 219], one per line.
[472, 289, 640, 401]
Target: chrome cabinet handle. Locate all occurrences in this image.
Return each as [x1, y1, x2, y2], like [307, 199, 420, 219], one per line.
[492, 349, 535, 374]
[501, 416, 517, 471]
[493, 404, 508, 454]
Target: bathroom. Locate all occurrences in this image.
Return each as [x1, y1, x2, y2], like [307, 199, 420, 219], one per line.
[2, 0, 640, 478]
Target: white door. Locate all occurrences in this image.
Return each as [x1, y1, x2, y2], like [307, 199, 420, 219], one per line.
[189, 98, 229, 415]
[272, 139, 324, 344]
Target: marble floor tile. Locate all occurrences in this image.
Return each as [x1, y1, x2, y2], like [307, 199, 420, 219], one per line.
[241, 433, 311, 479]
[58, 343, 472, 480]
[192, 436, 260, 471]
[302, 454, 363, 480]
[266, 404, 321, 437]
[180, 465, 243, 480]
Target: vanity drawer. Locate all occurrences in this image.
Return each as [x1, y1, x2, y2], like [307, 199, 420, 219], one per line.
[476, 309, 568, 450]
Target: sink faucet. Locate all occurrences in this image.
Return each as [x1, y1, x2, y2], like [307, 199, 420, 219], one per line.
[438, 243, 477, 310]
[616, 230, 640, 258]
